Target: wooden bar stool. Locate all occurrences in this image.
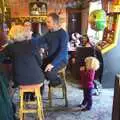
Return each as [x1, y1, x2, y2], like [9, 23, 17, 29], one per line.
[19, 83, 44, 120]
[48, 67, 68, 107]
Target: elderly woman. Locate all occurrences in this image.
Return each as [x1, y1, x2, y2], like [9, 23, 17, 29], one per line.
[0, 25, 44, 86]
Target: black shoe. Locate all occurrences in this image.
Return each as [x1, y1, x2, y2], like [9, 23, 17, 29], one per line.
[78, 103, 91, 111]
[80, 107, 91, 111]
[92, 89, 100, 96]
[78, 104, 87, 109]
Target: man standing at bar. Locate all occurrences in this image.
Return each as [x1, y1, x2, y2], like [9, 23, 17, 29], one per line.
[40, 13, 69, 87]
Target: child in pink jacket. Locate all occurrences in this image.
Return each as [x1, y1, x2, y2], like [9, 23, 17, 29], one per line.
[79, 56, 100, 111]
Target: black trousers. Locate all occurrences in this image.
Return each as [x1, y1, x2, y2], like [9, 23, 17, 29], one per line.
[42, 59, 66, 87]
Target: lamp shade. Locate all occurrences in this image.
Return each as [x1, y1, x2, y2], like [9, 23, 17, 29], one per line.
[89, 9, 106, 31]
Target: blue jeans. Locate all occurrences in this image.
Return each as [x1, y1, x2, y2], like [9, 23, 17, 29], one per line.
[82, 88, 93, 109]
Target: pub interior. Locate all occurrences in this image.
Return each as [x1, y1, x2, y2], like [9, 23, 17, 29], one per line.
[0, 0, 120, 120]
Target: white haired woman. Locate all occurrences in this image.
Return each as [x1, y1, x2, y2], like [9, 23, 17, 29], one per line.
[0, 25, 44, 87]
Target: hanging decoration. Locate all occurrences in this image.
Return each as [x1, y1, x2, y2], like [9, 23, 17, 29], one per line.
[89, 9, 106, 31]
[29, 2, 47, 16]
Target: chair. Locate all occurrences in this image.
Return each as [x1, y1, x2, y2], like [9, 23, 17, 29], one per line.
[19, 83, 44, 120]
[48, 67, 68, 107]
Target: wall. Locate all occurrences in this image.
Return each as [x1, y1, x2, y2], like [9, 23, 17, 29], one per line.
[102, 34, 120, 88]
[48, 7, 67, 31]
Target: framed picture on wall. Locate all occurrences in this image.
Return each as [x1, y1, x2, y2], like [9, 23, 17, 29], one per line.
[29, 2, 47, 16]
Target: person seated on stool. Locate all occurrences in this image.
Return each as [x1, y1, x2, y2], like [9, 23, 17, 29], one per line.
[78, 56, 100, 111]
[38, 13, 69, 87]
[0, 25, 44, 95]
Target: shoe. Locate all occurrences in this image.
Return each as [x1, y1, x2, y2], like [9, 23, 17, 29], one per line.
[78, 103, 91, 111]
[80, 107, 91, 111]
[78, 104, 91, 111]
[78, 104, 87, 109]
[92, 89, 100, 96]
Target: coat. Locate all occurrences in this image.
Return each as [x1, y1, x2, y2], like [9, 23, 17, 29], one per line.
[0, 73, 15, 120]
[80, 69, 95, 88]
[1, 40, 44, 86]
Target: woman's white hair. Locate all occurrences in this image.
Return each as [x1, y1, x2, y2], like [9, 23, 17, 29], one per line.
[8, 25, 32, 42]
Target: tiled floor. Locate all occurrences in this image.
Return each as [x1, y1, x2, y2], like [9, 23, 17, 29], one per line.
[13, 83, 114, 120]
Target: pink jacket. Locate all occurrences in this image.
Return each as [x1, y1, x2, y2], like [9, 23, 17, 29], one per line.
[80, 69, 95, 88]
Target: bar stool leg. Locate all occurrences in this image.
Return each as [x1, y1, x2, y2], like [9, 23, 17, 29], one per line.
[19, 90, 24, 120]
[61, 71, 68, 106]
[36, 89, 44, 120]
[48, 85, 52, 107]
[64, 85, 68, 107]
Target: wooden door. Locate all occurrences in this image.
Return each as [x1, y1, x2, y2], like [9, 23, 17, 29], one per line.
[67, 8, 81, 36]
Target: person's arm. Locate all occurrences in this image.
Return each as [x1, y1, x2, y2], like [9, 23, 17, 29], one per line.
[36, 34, 48, 49]
[51, 30, 69, 67]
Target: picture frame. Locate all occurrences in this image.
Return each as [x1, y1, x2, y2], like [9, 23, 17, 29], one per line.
[29, 2, 47, 16]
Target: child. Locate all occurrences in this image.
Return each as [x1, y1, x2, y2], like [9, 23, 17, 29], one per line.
[79, 56, 100, 111]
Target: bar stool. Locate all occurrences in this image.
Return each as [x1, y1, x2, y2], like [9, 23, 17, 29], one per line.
[48, 67, 68, 107]
[19, 83, 44, 120]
